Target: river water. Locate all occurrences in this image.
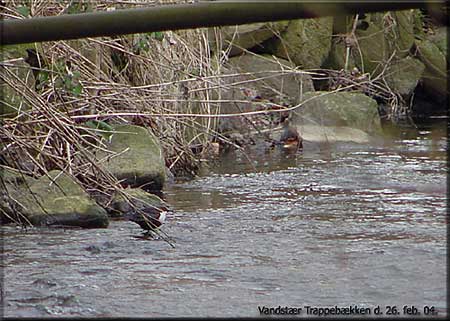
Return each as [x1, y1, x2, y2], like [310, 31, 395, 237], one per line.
[1, 121, 447, 317]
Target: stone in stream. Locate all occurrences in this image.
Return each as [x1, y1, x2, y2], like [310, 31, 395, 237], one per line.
[268, 91, 384, 146]
[0, 169, 109, 228]
[290, 91, 383, 144]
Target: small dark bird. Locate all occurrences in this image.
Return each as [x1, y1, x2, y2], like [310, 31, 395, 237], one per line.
[124, 208, 167, 234]
[24, 49, 44, 69]
[24, 48, 45, 89]
[279, 117, 303, 150]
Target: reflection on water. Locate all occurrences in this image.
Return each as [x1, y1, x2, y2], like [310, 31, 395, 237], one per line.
[2, 122, 447, 317]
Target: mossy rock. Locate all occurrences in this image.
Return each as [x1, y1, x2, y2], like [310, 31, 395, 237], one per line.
[412, 10, 426, 39]
[353, 13, 388, 74]
[262, 17, 333, 68]
[387, 10, 417, 58]
[323, 36, 357, 71]
[29, 170, 87, 197]
[429, 27, 447, 55]
[209, 21, 289, 57]
[0, 168, 37, 223]
[3, 170, 109, 228]
[98, 125, 166, 191]
[385, 57, 425, 97]
[0, 44, 36, 118]
[217, 54, 314, 135]
[295, 91, 382, 136]
[325, 10, 420, 74]
[28, 196, 109, 228]
[227, 53, 314, 102]
[296, 124, 372, 144]
[356, 11, 417, 71]
[0, 167, 30, 185]
[415, 38, 447, 101]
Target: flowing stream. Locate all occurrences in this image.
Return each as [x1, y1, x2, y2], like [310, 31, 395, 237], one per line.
[1, 121, 447, 317]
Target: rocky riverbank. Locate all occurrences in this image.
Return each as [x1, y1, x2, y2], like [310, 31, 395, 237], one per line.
[1, 3, 446, 230]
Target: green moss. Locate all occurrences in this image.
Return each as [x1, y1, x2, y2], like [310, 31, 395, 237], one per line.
[388, 10, 416, 58]
[263, 17, 333, 68]
[99, 125, 167, 190]
[325, 10, 421, 74]
[416, 39, 447, 99]
[28, 196, 109, 228]
[3, 170, 109, 228]
[385, 57, 425, 96]
[429, 27, 447, 56]
[298, 91, 382, 135]
[0, 44, 39, 118]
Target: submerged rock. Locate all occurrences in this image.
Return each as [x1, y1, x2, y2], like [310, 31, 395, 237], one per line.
[98, 124, 167, 191]
[1, 170, 108, 228]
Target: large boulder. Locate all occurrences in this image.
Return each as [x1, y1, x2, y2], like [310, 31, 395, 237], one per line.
[227, 53, 315, 103]
[1, 170, 109, 228]
[386, 10, 417, 58]
[293, 91, 382, 138]
[415, 38, 447, 102]
[217, 54, 314, 136]
[98, 124, 166, 191]
[325, 10, 419, 74]
[0, 167, 30, 185]
[209, 21, 289, 57]
[340, 15, 386, 74]
[325, 36, 357, 72]
[262, 17, 333, 68]
[385, 56, 425, 97]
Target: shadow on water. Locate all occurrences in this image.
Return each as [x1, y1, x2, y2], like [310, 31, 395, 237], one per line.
[2, 120, 447, 317]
